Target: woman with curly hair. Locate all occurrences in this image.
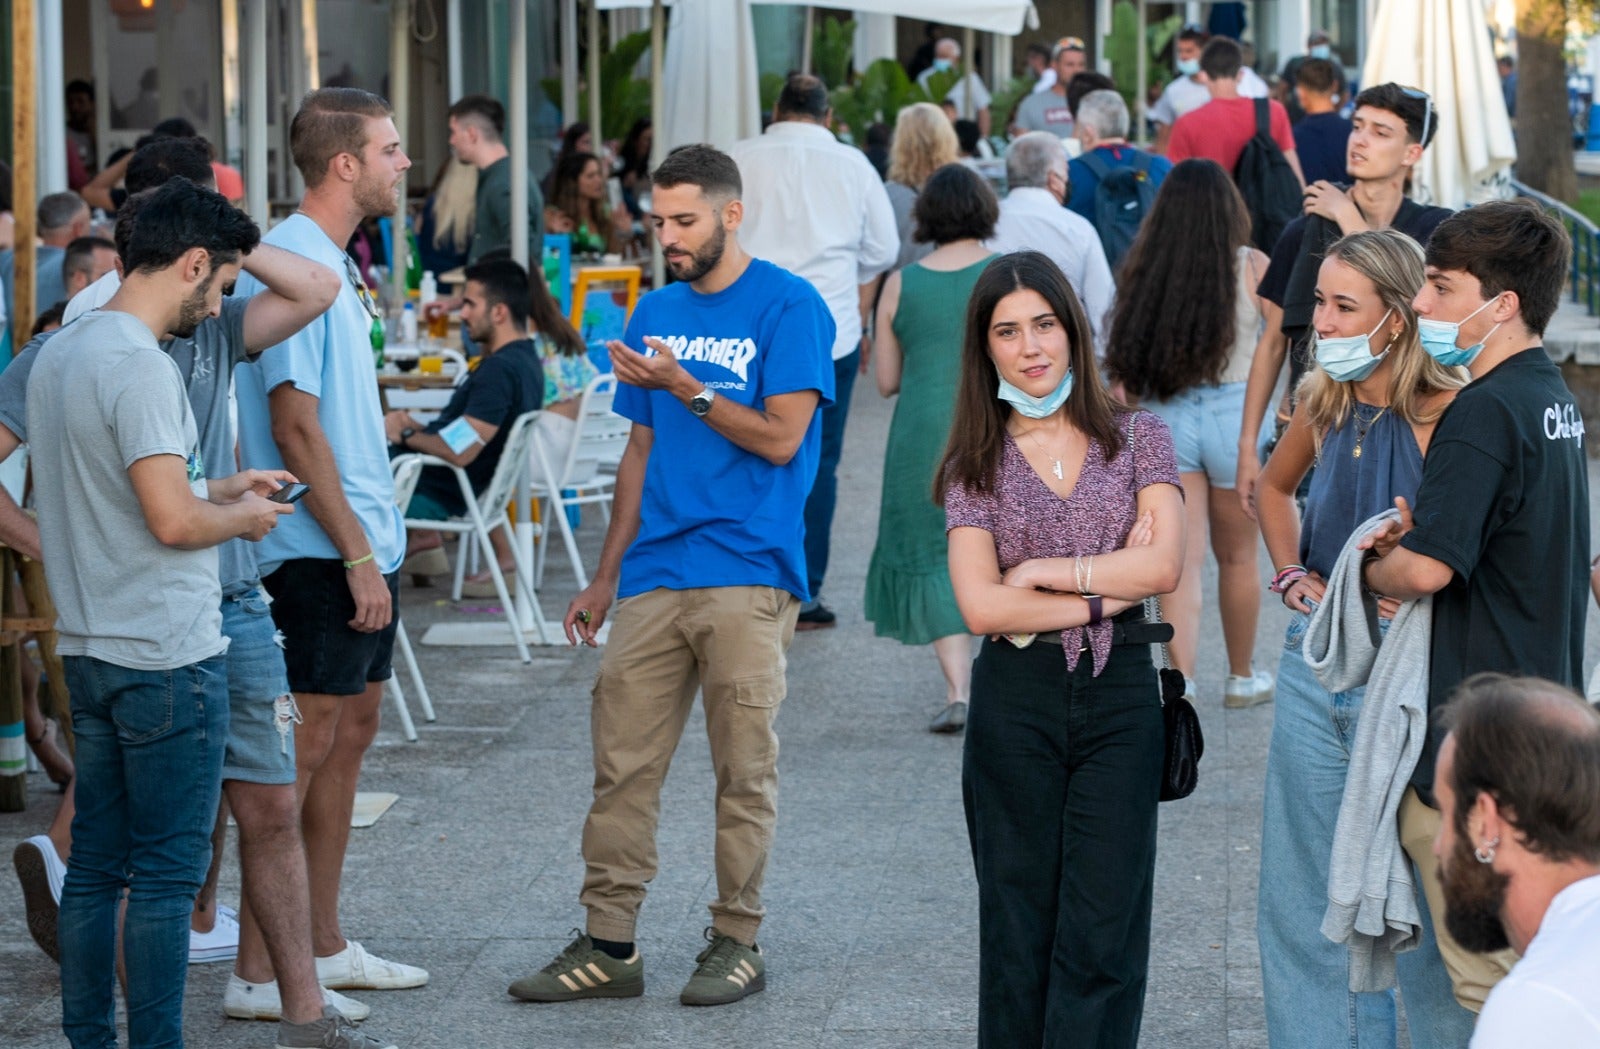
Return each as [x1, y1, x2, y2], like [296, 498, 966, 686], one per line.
[884, 103, 961, 271]
[1104, 158, 1272, 708]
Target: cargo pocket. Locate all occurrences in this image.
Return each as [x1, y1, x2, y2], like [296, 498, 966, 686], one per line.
[734, 670, 786, 709]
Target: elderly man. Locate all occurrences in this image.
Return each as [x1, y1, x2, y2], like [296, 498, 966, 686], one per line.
[1432, 674, 1600, 1046]
[1067, 89, 1172, 270]
[917, 37, 992, 137]
[59, 235, 117, 303]
[985, 132, 1115, 354]
[730, 74, 897, 629]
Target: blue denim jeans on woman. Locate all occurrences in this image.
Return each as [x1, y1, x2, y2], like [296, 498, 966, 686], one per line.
[59, 654, 228, 1049]
[1257, 610, 1477, 1049]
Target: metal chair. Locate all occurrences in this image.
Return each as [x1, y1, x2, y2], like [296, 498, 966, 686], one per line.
[386, 455, 437, 742]
[394, 409, 549, 662]
[527, 374, 630, 589]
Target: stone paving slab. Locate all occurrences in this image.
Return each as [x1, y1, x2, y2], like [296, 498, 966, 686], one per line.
[5, 379, 1600, 1048]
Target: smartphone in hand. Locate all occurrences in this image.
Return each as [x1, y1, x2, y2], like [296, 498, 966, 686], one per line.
[268, 483, 311, 505]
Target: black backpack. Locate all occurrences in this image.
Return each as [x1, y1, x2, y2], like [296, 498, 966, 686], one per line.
[1234, 97, 1301, 252]
[1080, 148, 1159, 272]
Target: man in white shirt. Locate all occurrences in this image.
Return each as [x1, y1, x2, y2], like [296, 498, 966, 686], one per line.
[1025, 42, 1055, 95]
[1432, 675, 1600, 1047]
[730, 74, 897, 628]
[917, 38, 992, 137]
[1152, 25, 1268, 154]
[985, 132, 1115, 355]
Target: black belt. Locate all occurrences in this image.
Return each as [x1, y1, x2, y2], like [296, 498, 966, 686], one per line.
[1035, 618, 1173, 648]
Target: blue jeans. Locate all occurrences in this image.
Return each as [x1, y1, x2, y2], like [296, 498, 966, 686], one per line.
[802, 349, 857, 601]
[1257, 613, 1477, 1049]
[59, 655, 228, 1049]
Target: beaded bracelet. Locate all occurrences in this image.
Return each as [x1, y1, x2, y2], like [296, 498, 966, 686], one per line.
[1268, 564, 1308, 594]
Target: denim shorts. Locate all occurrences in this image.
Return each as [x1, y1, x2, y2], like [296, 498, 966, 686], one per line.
[1144, 381, 1248, 489]
[220, 588, 298, 785]
[262, 560, 400, 697]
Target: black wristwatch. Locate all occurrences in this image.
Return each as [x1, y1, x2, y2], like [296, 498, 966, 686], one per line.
[398, 426, 417, 448]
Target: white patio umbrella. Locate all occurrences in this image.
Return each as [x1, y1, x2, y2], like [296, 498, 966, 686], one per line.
[1361, 0, 1516, 208]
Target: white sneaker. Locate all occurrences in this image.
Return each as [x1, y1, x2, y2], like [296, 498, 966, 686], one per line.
[223, 973, 371, 1022]
[317, 940, 430, 990]
[190, 903, 241, 963]
[1224, 668, 1275, 709]
[13, 834, 67, 961]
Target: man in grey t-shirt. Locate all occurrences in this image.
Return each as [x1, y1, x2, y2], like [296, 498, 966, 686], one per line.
[27, 177, 299, 1049]
[448, 94, 544, 264]
[3, 182, 398, 1044]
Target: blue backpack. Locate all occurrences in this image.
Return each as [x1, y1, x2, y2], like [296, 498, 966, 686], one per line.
[1080, 148, 1159, 272]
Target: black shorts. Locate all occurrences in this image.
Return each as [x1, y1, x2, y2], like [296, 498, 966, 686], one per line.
[262, 559, 400, 696]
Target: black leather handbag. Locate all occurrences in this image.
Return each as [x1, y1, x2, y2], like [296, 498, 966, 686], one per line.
[1145, 595, 1203, 801]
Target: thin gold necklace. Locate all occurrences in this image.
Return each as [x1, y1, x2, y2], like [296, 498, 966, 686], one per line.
[1019, 427, 1065, 480]
[1352, 405, 1387, 459]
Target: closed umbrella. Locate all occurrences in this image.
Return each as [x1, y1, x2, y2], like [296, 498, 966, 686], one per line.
[1361, 0, 1516, 208]
[658, 0, 762, 152]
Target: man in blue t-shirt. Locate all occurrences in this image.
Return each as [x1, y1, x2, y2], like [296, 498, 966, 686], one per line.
[509, 145, 834, 1009]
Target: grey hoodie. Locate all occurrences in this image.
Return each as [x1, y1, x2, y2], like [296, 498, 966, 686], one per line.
[1303, 508, 1428, 992]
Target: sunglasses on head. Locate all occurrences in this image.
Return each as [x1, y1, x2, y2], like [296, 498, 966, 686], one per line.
[1399, 85, 1433, 147]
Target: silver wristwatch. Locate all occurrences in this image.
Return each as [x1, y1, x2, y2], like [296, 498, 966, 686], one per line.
[689, 386, 716, 417]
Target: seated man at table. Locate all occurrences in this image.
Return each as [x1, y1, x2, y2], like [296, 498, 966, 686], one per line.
[385, 257, 544, 580]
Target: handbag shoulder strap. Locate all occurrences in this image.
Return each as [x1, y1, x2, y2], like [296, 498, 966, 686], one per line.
[1125, 412, 1176, 671]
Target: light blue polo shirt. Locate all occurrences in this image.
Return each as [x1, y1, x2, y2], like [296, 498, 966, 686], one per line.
[233, 214, 405, 575]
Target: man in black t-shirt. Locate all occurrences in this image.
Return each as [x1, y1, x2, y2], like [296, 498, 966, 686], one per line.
[386, 258, 545, 565]
[1362, 199, 1586, 1015]
[1237, 83, 1452, 513]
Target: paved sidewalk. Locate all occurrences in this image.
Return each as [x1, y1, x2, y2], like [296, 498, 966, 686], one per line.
[4, 379, 1598, 1047]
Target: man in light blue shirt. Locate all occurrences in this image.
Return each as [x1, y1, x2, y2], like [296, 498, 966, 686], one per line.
[233, 86, 428, 1003]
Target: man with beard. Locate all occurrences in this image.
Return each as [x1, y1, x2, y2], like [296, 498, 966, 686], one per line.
[25, 176, 295, 1048]
[382, 256, 544, 535]
[233, 87, 428, 1004]
[1432, 674, 1600, 1046]
[508, 144, 833, 1007]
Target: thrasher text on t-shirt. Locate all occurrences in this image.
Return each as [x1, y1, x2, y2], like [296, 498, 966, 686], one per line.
[646, 334, 758, 388]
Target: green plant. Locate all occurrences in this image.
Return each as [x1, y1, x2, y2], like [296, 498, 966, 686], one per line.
[539, 29, 653, 140]
[988, 75, 1034, 135]
[813, 17, 857, 90]
[1103, 0, 1182, 114]
[828, 58, 934, 140]
[759, 72, 786, 115]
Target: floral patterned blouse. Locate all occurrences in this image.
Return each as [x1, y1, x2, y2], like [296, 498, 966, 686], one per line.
[538, 333, 600, 407]
[944, 410, 1180, 675]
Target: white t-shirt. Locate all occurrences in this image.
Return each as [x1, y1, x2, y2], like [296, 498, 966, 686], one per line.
[918, 68, 992, 113]
[1151, 69, 1270, 126]
[1472, 875, 1600, 1047]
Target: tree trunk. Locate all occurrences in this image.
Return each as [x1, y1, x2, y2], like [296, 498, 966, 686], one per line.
[1516, 0, 1578, 202]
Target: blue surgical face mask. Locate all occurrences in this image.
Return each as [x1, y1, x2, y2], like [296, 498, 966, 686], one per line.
[1310, 44, 1332, 60]
[1314, 308, 1393, 382]
[1177, 57, 1201, 77]
[997, 366, 1075, 419]
[1417, 296, 1502, 368]
[932, 58, 954, 73]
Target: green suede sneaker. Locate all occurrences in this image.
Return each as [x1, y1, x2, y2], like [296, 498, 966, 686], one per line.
[679, 928, 765, 1006]
[507, 931, 644, 1002]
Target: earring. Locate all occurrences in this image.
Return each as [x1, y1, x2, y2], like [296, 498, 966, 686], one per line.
[1474, 836, 1500, 864]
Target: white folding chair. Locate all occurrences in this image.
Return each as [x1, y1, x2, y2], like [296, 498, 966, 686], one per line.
[528, 374, 630, 589]
[394, 409, 548, 662]
[386, 456, 437, 742]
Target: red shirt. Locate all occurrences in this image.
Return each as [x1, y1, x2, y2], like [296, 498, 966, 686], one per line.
[1167, 97, 1295, 173]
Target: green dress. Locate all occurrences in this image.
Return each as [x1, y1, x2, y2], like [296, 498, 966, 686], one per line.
[864, 257, 989, 645]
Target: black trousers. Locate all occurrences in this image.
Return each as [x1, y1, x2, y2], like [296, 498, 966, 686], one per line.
[963, 637, 1164, 1049]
